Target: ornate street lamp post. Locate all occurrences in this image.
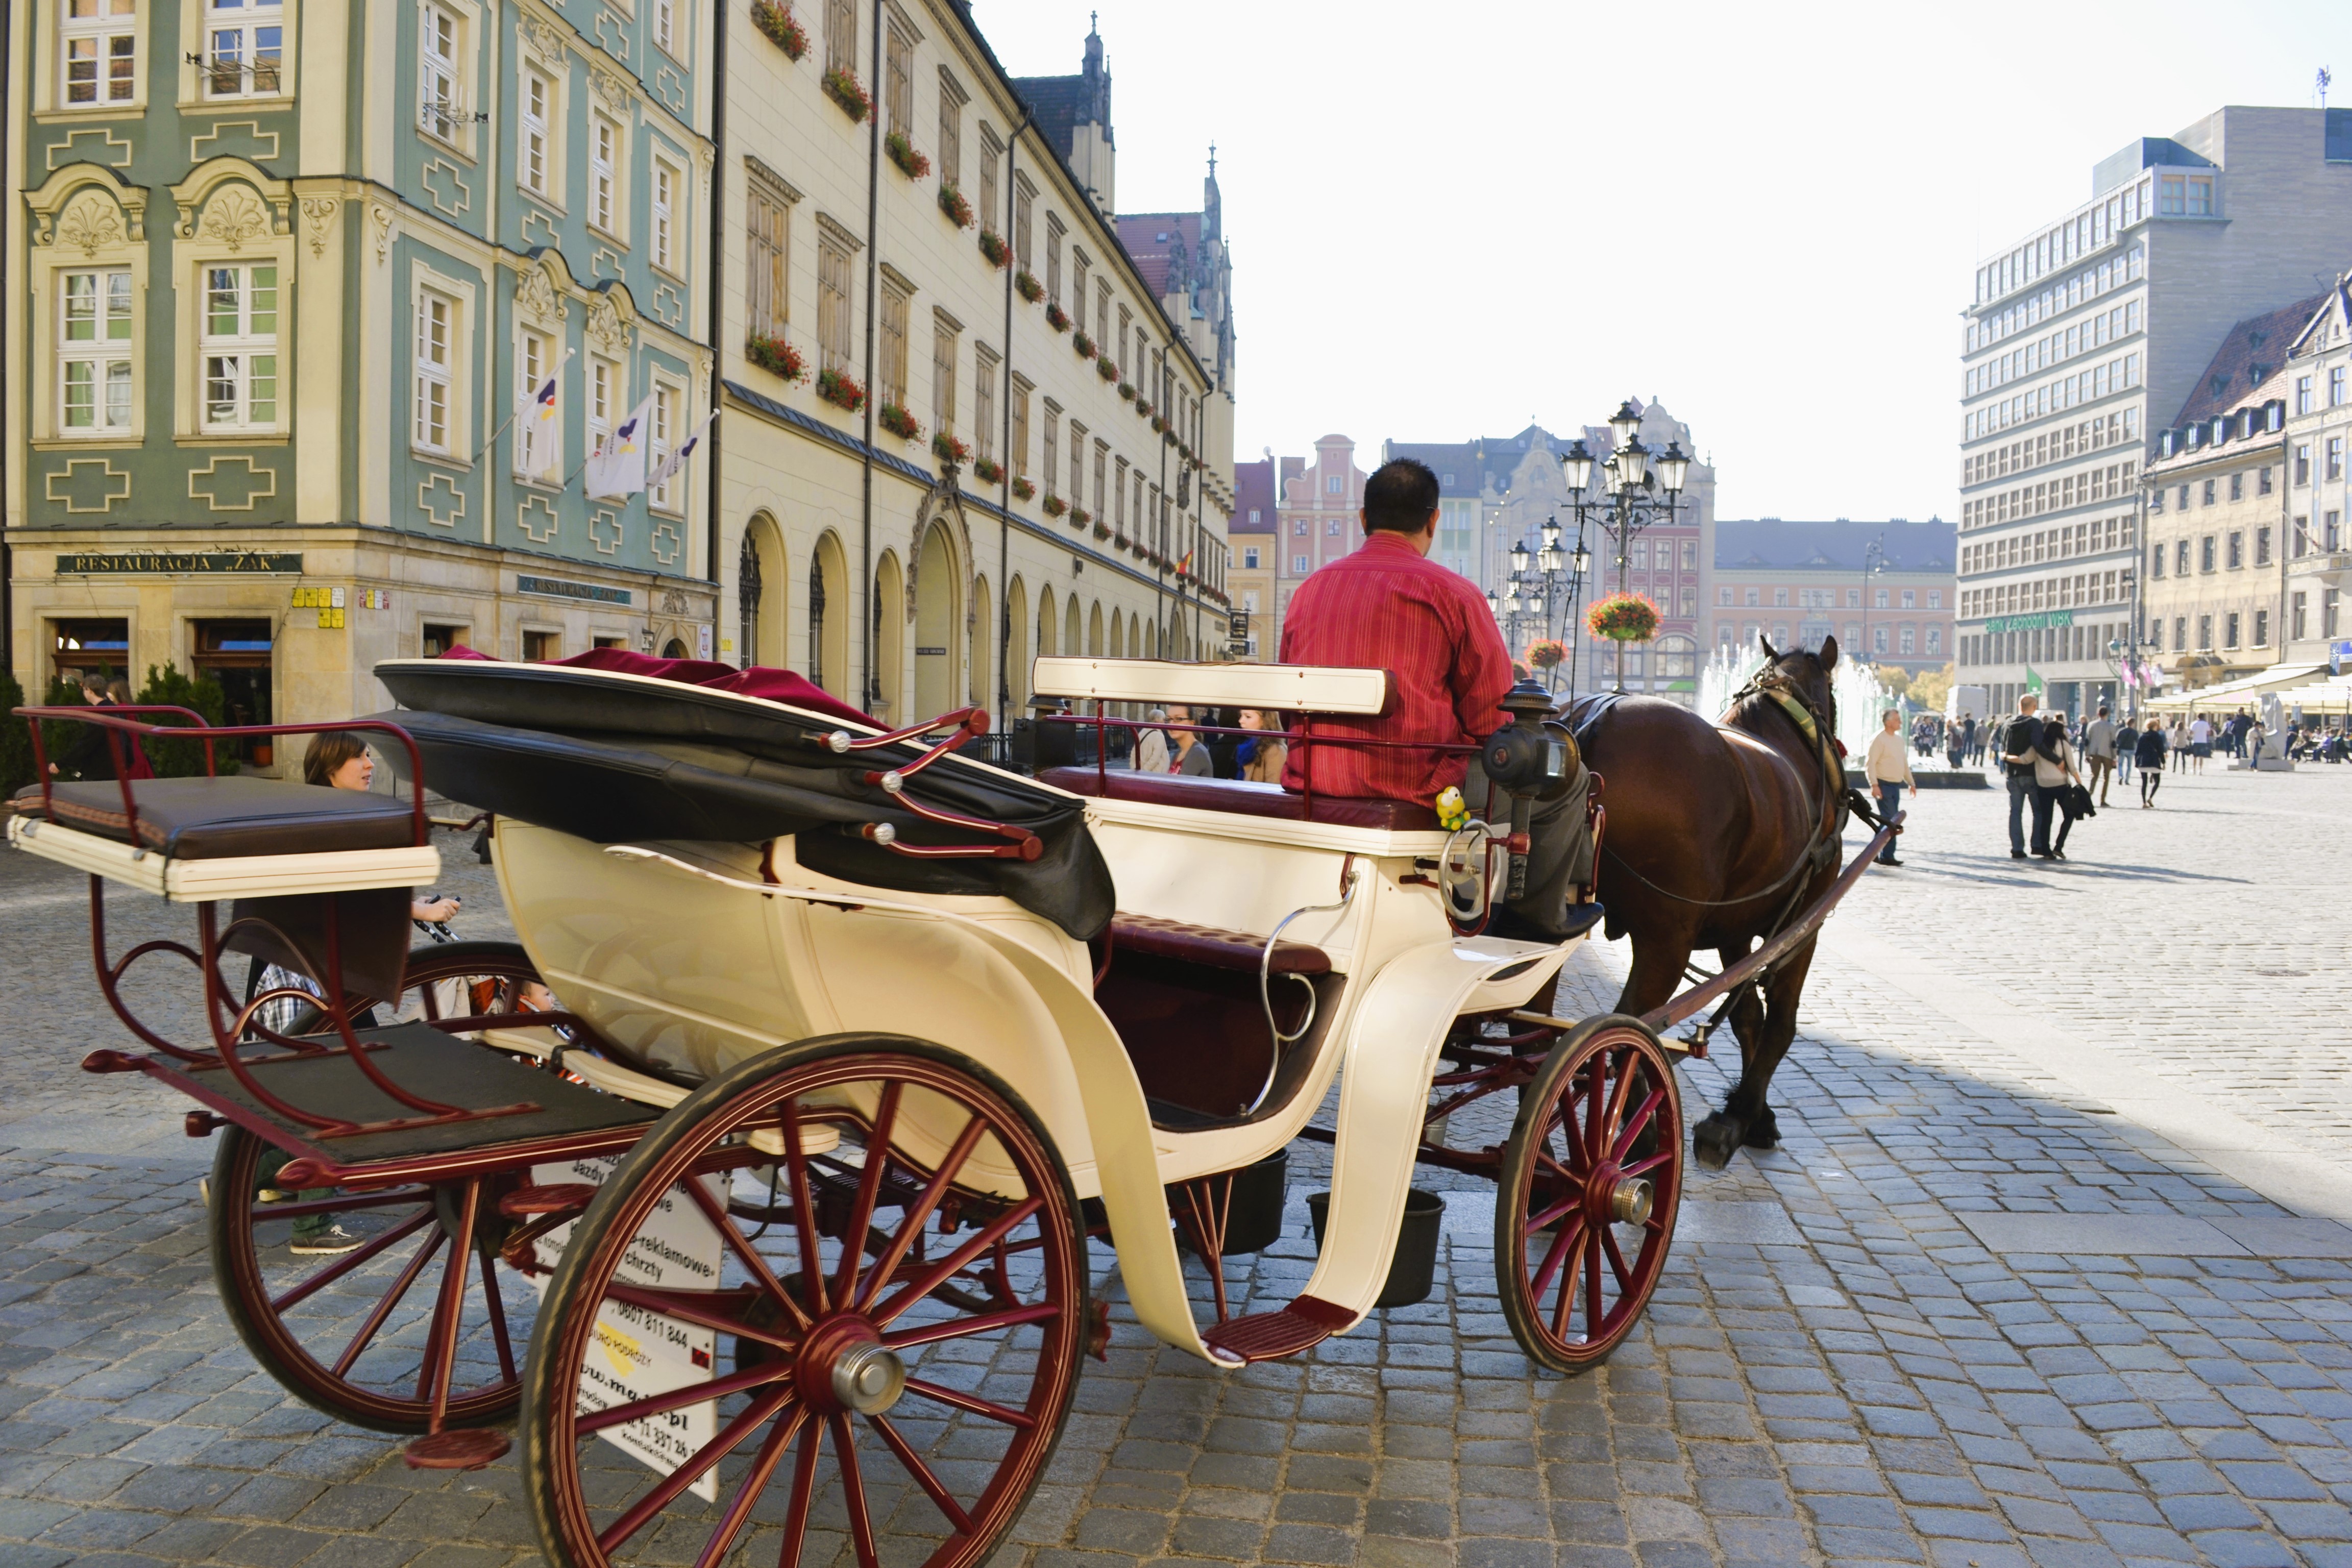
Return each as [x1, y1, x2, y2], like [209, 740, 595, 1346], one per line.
[1559, 402, 1689, 695]
[1858, 533, 1888, 665]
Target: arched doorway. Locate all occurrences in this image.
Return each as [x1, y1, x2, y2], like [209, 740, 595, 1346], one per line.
[1088, 602, 1104, 656]
[1037, 586, 1056, 658]
[739, 512, 788, 669]
[1006, 578, 1030, 705]
[872, 550, 904, 721]
[968, 574, 990, 707]
[662, 637, 688, 658]
[1170, 616, 1189, 663]
[1110, 609, 1123, 659]
[809, 532, 849, 698]
[1146, 619, 1158, 659]
[1063, 596, 1080, 662]
[913, 524, 960, 721]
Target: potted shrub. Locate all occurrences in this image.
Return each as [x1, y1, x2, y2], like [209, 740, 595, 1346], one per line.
[973, 456, 1004, 484]
[932, 432, 971, 465]
[822, 66, 871, 121]
[1014, 269, 1044, 304]
[977, 230, 1010, 268]
[1045, 302, 1071, 333]
[1011, 475, 1036, 501]
[1095, 355, 1117, 382]
[1586, 592, 1661, 644]
[1042, 493, 1068, 517]
[877, 400, 921, 442]
[750, 1, 808, 59]
[885, 130, 930, 179]
[937, 184, 974, 229]
[1073, 329, 1095, 358]
[746, 333, 805, 383]
[816, 365, 866, 412]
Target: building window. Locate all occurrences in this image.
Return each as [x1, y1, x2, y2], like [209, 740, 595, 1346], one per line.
[2328, 589, 2343, 639]
[586, 355, 616, 462]
[824, 0, 854, 74]
[2296, 442, 2311, 485]
[745, 163, 792, 341]
[200, 263, 278, 431]
[973, 346, 997, 465]
[2257, 526, 2272, 566]
[877, 276, 909, 410]
[1926, 626, 1942, 655]
[2187, 176, 2213, 216]
[2176, 539, 2190, 575]
[419, 3, 461, 142]
[63, 0, 138, 105]
[1014, 178, 1034, 266]
[2331, 511, 2345, 552]
[649, 384, 680, 512]
[937, 70, 964, 191]
[2331, 436, 2346, 483]
[978, 130, 999, 237]
[521, 69, 554, 195]
[1092, 442, 1106, 517]
[591, 116, 620, 234]
[817, 232, 852, 374]
[1045, 214, 1064, 308]
[651, 159, 680, 274]
[2201, 478, 2215, 506]
[1243, 547, 1259, 569]
[2200, 536, 2215, 573]
[1068, 421, 1084, 505]
[1326, 476, 1342, 495]
[1326, 519, 1341, 536]
[1010, 378, 1030, 479]
[2229, 472, 2243, 501]
[1041, 402, 1059, 491]
[884, 21, 912, 138]
[2255, 609, 2270, 647]
[203, 0, 282, 97]
[2197, 614, 2213, 649]
[1293, 555, 1309, 574]
[517, 329, 558, 478]
[2294, 515, 2310, 557]
[2173, 617, 2187, 651]
[1873, 588, 1889, 609]
[2226, 531, 2242, 569]
[2224, 611, 2240, 648]
[60, 268, 134, 432]
[2260, 466, 2274, 495]
[2294, 592, 2308, 641]
[413, 290, 454, 452]
[653, 0, 676, 55]
[1899, 625, 1916, 655]
[1928, 590, 1942, 608]
[2297, 375, 2314, 414]
[930, 314, 957, 434]
[1900, 589, 1916, 609]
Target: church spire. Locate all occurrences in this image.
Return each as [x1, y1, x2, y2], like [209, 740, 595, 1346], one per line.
[1203, 142, 1221, 241]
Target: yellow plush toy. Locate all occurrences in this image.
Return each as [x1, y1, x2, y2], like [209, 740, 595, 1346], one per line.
[1434, 786, 1469, 832]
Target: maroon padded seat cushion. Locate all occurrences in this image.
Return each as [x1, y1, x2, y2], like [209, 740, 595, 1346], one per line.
[1109, 912, 1330, 975]
[10, 778, 419, 859]
[1039, 766, 1439, 832]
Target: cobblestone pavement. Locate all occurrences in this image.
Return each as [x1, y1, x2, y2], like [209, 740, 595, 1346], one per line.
[2, 771, 2348, 1568]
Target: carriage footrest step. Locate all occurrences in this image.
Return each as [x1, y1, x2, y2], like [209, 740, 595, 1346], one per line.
[1200, 1295, 1353, 1364]
[500, 1183, 600, 1217]
[405, 1428, 511, 1471]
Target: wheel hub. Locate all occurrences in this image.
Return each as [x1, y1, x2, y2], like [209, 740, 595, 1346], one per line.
[1611, 1177, 1654, 1227]
[831, 1341, 907, 1415]
[795, 1315, 906, 1415]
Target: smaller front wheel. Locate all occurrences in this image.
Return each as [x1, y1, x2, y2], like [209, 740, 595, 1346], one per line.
[1494, 1014, 1682, 1373]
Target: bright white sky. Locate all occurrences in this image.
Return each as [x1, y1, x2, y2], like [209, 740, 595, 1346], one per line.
[975, 1, 2352, 522]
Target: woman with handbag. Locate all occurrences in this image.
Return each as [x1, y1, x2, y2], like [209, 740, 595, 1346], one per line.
[2036, 709, 2089, 861]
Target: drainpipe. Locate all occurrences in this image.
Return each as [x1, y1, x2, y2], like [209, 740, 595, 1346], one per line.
[999, 108, 1030, 734]
[857, 0, 881, 710]
[706, 2, 728, 628]
[1, 0, 13, 683]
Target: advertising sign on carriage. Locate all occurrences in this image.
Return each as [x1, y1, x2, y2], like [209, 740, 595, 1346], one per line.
[529, 1157, 726, 1500]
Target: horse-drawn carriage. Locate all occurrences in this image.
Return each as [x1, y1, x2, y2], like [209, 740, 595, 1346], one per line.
[7, 649, 1890, 1568]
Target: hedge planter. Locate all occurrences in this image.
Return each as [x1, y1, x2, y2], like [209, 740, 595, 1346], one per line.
[751, 1, 808, 60]
[746, 333, 805, 384]
[822, 67, 871, 121]
[816, 366, 866, 413]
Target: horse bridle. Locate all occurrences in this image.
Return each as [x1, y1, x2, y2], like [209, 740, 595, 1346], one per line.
[1729, 665, 1848, 846]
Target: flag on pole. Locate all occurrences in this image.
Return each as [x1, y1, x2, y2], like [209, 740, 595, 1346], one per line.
[2024, 666, 2045, 695]
[584, 393, 656, 500]
[647, 409, 718, 496]
[519, 348, 574, 481]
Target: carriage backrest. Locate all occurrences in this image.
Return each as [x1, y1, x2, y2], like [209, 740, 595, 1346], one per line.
[1031, 657, 1391, 716]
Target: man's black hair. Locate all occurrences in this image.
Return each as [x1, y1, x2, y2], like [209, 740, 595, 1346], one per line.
[1363, 458, 1441, 533]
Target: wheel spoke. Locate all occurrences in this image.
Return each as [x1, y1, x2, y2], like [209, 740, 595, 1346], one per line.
[1598, 1048, 1638, 1156]
[693, 1402, 808, 1568]
[330, 1228, 444, 1378]
[1602, 1224, 1635, 1295]
[832, 1414, 882, 1568]
[1528, 1215, 1583, 1305]
[268, 1205, 434, 1312]
[601, 1282, 794, 1350]
[478, 1250, 518, 1385]
[594, 1383, 798, 1555]
[855, 1111, 990, 1310]
[900, 1375, 1039, 1429]
[1521, 1192, 1580, 1241]
[871, 1197, 1042, 1329]
[1611, 1085, 1667, 1161]
[779, 1100, 829, 1318]
[870, 1410, 978, 1535]
[1550, 1220, 1586, 1340]
[1620, 1150, 1674, 1181]
[679, 1174, 812, 1335]
[833, 1082, 903, 1309]
[775, 1407, 824, 1568]
[251, 1186, 432, 1223]
[1584, 1228, 1604, 1336]
[577, 1358, 795, 1435]
[883, 1300, 1059, 1350]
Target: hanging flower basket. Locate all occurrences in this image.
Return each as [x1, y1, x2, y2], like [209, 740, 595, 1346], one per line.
[1042, 494, 1068, 517]
[745, 333, 805, 383]
[1045, 302, 1071, 333]
[1586, 592, 1660, 643]
[977, 230, 1010, 268]
[1014, 269, 1044, 304]
[751, 1, 809, 59]
[1073, 330, 1095, 358]
[1526, 639, 1566, 670]
[877, 400, 921, 442]
[1095, 356, 1118, 382]
[937, 184, 974, 229]
[821, 67, 871, 122]
[884, 130, 930, 180]
[932, 432, 971, 465]
[973, 456, 1004, 484]
[816, 366, 865, 413]
[1011, 476, 1036, 501]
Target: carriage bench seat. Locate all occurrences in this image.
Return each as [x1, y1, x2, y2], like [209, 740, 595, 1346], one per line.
[1109, 912, 1330, 975]
[7, 779, 438, 903]
[1038, 767, 1439, 832]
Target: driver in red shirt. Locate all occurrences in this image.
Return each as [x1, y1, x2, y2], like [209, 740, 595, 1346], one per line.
[1280, 458, 1595, 942]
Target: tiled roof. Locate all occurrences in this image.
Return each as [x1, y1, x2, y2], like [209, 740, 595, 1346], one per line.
[1232, 459, 1276, 531]
[1118, 213, 1202, 299]
[2166, 292, 2324, 429]
[1712, 518, 1956, 573]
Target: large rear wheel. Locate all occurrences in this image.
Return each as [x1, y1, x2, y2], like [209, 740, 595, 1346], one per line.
[522, 1035, 1086, 1568]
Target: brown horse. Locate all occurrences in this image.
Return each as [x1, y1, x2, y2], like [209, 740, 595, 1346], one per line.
[1565, 636, 1851, 1168]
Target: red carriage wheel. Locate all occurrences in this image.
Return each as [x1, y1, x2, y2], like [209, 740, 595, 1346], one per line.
[520, 1035, 1086, 1568]
[208, 943, 572, 1432]
[1494, 1014, 1682, 1373]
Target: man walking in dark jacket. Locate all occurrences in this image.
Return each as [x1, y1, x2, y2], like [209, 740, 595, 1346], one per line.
[2000, 693, 2060, 860]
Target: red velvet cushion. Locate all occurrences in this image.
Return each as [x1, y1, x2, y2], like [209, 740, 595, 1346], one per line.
[1109, 913, 1330, 974]
[1038, 767, 1438, 831]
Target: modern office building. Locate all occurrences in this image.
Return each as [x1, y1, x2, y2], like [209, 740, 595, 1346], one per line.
[1711, 519, 1956, 675]
[1955, 107, 2352, 719]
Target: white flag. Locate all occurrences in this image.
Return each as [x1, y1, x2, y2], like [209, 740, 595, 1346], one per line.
[647, 409, 718, 496]
[518, 348, 574, 482]
[585, 393, 656, 500]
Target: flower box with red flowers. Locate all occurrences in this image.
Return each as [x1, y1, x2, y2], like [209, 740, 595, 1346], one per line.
[745, 333, 805, 383]
[1092, 519, 1111, 540]
[1095, 356, 1118, 382]
[1585, 592, 1661, 643]
[751, 1, 808, 59]
[1148, 413, 1166, 434]
[884, 130, 930, 180]
[1073, 330, 1095, 358]
[1042, 494, 1068, 517]
[973, 457, 1004, 484]
[977, 230, 1010, 268]
[821, 66, 871, 122]
[1045, 302, 1071, 333]
[937, 184, 974, 229]
[816, 366, 866, 413]
[932, 432, 971, 465]
[1116, 381, 1135, 402]
[1071, 507, 1093, 529]
[1162, 429, 1178, 447]
[1135, 400, 1152, 419]
[877, 401, 922, 442]
[1011, 476, 1036, 501]
[1014, 269, 1044, 304]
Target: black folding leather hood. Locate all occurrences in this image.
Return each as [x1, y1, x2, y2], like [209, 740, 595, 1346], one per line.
[368, 660, 1113, 940]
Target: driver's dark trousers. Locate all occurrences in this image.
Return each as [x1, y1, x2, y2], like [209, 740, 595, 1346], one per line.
[1462, 756, 1591, 941]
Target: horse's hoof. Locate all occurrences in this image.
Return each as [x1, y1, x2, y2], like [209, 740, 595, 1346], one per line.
[1744, 1106, 1779, 1149]
[1692, 1114, 1742, 1169]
